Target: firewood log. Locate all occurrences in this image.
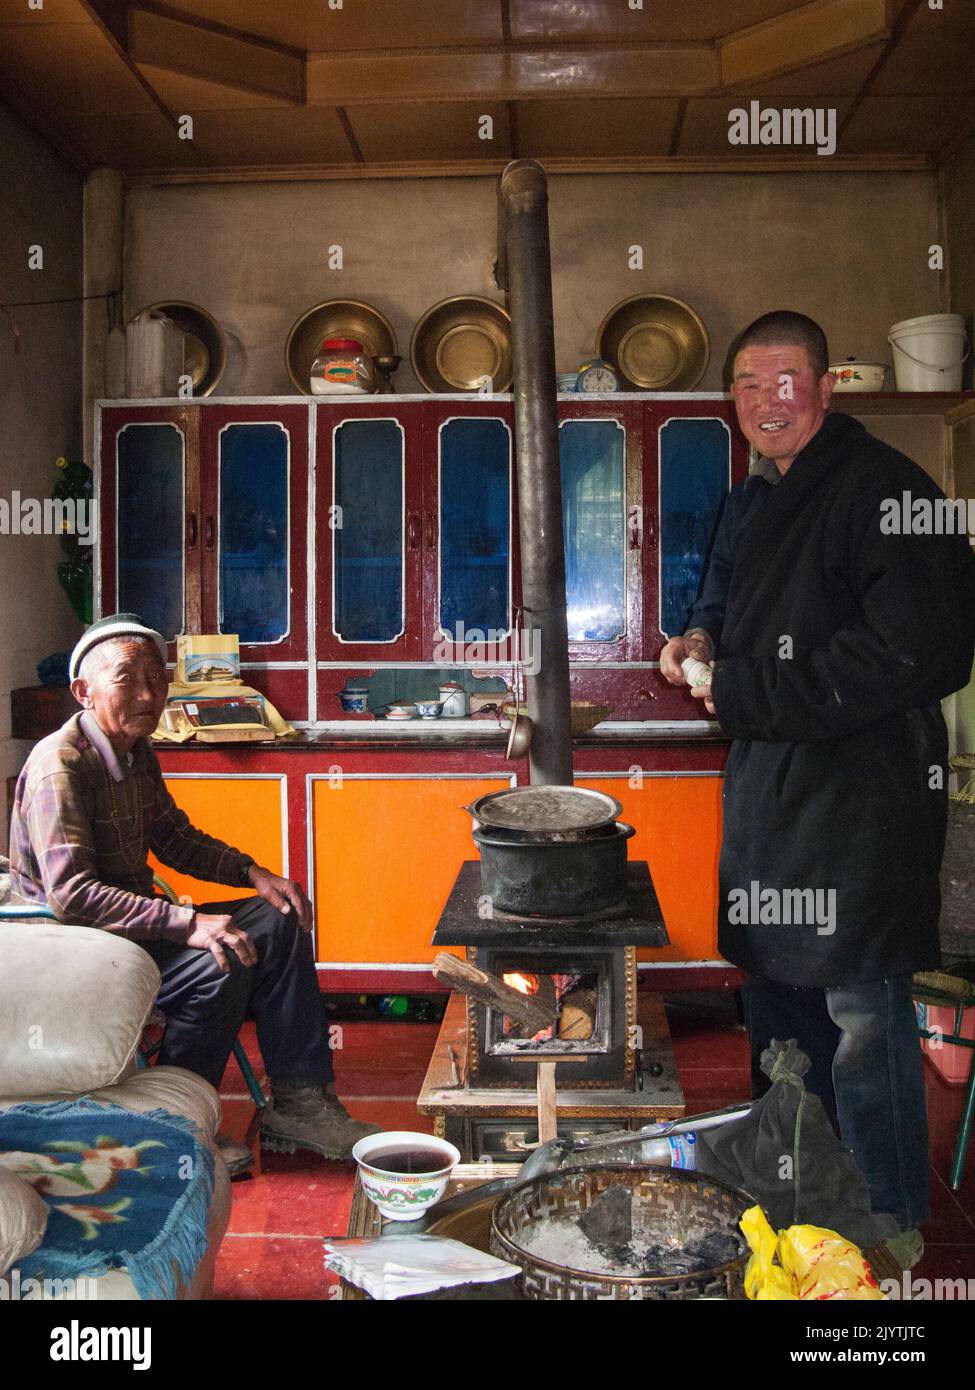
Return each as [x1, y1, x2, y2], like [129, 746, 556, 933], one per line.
[558, 988, 597, 1040]
[431, 952, 557, 1034]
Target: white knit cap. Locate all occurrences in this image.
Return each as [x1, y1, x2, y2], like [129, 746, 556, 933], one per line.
[69, 613, 168, 681]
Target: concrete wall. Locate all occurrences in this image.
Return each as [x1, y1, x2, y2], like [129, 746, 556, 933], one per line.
[943, 135, 975, 758]
[945, 132, 975, 364]
[0, 104, 84, 851]
[125, 170, 942, 395]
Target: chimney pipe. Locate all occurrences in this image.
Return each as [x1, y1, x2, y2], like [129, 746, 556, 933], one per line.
[498, 160, 573, 786]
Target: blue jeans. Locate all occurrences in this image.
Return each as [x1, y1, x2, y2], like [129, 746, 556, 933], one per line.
[742, 975, 928, 1231]
[142, 896, 333, 1091]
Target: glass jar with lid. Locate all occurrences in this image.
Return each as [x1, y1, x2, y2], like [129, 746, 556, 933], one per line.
[310, 338, 376, 395]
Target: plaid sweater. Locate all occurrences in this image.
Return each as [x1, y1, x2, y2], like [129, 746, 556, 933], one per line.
[8, 712, 252, 940]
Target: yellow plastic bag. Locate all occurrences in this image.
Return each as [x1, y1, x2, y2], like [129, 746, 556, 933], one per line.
[741, 1205, 885, 1301]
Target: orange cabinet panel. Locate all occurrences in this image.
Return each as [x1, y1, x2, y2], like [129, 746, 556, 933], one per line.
[576, 775, 724, 961]
[311, 776, 510, 964]
[149, 775, 286, 906]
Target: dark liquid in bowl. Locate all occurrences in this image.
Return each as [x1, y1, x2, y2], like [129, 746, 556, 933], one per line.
[367, 1148, 450, 1174]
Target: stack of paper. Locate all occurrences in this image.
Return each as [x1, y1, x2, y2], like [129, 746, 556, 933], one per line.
[323, 1235, 519, 1300]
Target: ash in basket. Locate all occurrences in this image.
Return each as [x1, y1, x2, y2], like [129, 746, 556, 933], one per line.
[490, 1165, 751, 1301]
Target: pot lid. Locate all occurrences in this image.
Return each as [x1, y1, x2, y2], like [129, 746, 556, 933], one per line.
[468, 785, 623, 832]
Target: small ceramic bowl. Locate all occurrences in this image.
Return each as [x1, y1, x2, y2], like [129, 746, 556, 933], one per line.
[352, 1131, 460, 1221]
[415, 700, 443, 719]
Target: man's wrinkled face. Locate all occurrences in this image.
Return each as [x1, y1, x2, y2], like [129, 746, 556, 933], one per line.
[732, 342, 834, 470]
[71, 640, 168, 751]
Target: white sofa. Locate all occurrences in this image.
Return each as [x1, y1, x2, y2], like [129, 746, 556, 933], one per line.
[0, 922, 232, 1298]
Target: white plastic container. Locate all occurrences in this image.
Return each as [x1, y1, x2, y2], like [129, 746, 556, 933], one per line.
[125, 310, 185, 398]
[888, 313, 968, 392]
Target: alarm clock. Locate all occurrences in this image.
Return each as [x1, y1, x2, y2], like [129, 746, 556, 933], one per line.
[575, 357, 619, 393]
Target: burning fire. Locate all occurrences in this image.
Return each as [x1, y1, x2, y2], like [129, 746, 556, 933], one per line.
[501, 971, 581, 1041]
[503, 971, 539, 996]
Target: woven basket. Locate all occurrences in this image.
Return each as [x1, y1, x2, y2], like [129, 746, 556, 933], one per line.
[504, 701, 611, 735]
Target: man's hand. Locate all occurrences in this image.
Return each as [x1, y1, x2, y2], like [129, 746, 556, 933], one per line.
[689, 673, 717, 717]
[247, 865, 313, 933]
[659, 632, 713, 685]
[185, 913, 258, 973]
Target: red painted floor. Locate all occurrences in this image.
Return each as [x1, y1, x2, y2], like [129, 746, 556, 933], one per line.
[211, 996, 975, 1300]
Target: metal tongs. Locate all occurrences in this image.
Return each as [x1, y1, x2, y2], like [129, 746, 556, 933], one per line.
[516, 1100, 753, 1184]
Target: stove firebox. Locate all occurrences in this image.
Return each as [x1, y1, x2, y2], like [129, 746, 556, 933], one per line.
[432, 861, 667, 1093]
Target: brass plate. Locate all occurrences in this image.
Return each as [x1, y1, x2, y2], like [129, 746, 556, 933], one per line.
[141, 300, 226, 396]
[597, 294, 709, 391]
[411, 296, 512, 393]
[424, 1180, 513, 1248]
[285, 298, 397, 395]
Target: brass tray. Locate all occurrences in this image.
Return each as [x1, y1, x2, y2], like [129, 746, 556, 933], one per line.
[411, 295, 512, 393]
[285, 298, 397, 395]
[597, 293, 710, 391]
[140, 300, 227, 396]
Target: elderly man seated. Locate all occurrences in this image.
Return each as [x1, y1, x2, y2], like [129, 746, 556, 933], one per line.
[7, 613, 381, 1175]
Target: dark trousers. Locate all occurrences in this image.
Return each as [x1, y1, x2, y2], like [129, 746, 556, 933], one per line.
[741, 975, 929, 1231]
[141, 897, 333, 1091]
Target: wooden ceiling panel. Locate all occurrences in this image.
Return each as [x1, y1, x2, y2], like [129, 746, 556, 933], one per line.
[508, 0, 810, 44]
[678, 96, 855, 157]
[0, 21, 161, 117]
[136, 64, 293, 110]
[306, 45, 716, 106]
[872, 2, 975, 95]
[343, 102, 512, 163]
[183, 106, 354, 166]
[306, 50, 507, 106]
[516, 98, 680, 158]
[155, 0, 503, 53]
[841, 95, 970, 155]
[0, 0, 88, 23]
[68, 111, 203, 169]
[723, 42, 887, 96]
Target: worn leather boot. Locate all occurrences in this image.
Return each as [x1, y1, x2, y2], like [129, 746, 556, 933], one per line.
[260, 1082, 382, 1159]
[216, 1131, 256, 1179]
[884, 1227, 924, 1271]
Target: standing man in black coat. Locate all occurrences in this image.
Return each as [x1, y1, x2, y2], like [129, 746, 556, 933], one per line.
[661, 311, 975, 1267]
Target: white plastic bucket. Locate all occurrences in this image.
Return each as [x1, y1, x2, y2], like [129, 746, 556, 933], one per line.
[888, 313, 968, 392]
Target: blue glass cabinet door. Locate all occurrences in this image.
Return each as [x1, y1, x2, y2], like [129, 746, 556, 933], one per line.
[436, 416, 512, 649]
[199, 404, 310, 722]
[556, 402, 643, 664]
[643, 400, 750, 718]
[316, 403, 423, 664]
[113, 420, 186, 642]
[217, 423, 290, 645]
[656, 416, 734, 640]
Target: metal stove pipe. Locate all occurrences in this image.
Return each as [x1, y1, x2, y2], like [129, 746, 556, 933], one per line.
[498, 159, 573, 786]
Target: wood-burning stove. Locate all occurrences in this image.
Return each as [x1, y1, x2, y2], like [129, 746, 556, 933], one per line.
[420, 860, 686, 1160]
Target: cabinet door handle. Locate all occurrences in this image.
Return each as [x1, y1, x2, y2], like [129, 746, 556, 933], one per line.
[407, 513, 421, 550]
[628, 506, 644, 550]
[425, 513, 435, 550]
[187, 511, 198, 549]
[204, 514, 215, 550]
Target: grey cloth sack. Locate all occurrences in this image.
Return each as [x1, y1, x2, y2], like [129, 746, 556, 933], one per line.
[695, 1039, 899, 1249]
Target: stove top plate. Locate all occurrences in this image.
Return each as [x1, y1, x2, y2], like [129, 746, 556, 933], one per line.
[432, 861, 669, 948]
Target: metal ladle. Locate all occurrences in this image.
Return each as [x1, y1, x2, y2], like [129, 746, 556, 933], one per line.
[503, 646, 533, 759]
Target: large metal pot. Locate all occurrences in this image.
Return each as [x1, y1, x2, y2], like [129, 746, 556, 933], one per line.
[473, 822, 634, 917]
[464, 785, 622, 833]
